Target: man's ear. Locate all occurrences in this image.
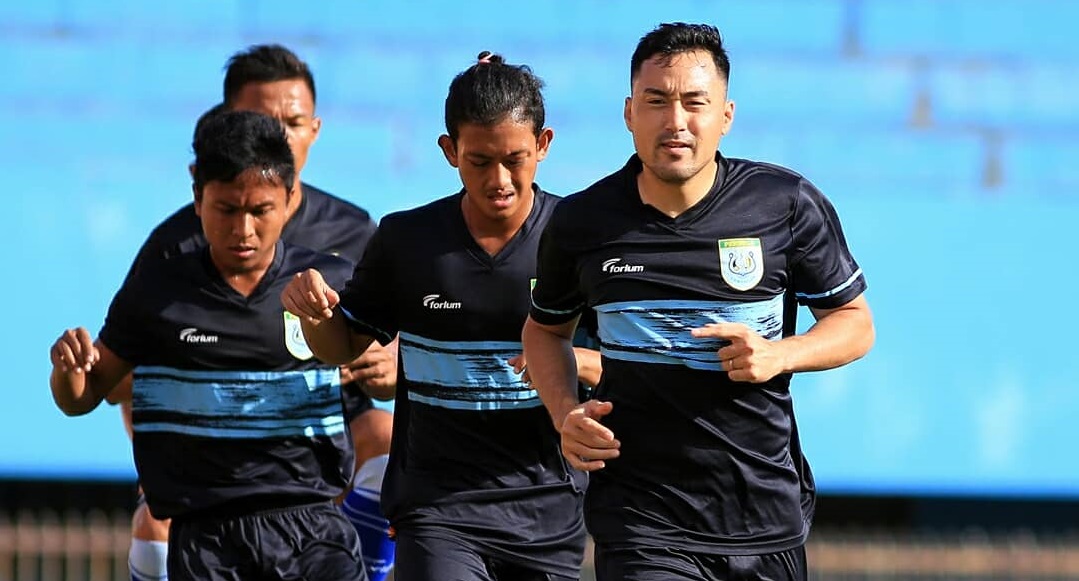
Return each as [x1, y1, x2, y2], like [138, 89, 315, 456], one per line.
[192, 183, 202, 216]
[535, 127, 554, 162]
[437, 134, 459, 168]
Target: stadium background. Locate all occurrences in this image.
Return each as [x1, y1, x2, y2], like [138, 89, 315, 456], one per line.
[2, 0, 1078, 578]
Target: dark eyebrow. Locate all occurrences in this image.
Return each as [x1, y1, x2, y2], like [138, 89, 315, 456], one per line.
[643, 87, 711, 100]
[466, 150, 529, 160]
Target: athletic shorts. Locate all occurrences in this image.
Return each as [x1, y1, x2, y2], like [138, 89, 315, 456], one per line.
[167, 501, 366, 581]
[394, 528, 575, 581]
[594, 543, 807, 581]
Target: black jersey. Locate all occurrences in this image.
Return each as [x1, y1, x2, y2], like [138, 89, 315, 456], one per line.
[337, 188, 586, 578]
[99, 242, 356, 520]
[530, 154, 867, 555]
[129, 183, 376, 275]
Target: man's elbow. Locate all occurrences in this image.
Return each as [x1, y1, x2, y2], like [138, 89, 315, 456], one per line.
[852, 312, 876, 361]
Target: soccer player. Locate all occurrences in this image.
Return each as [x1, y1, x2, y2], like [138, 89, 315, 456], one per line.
[49, 110, 366, 581]
[281, 52, 600, 581]
[107, 45, 397, 581]
[523, 23, 876, 581]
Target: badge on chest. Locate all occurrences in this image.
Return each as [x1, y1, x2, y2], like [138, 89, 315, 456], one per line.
[718, 238, 763, 291]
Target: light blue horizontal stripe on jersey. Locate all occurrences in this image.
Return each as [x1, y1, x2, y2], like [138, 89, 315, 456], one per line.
[135, 418, 346, 439]
[408, 392, 544, 411]
[398, 332, 528, 390]
[794, 268, 864, 300]
[132, 366, 344, 439]
[595, 296, 784, 369]
[398, 331, 539, 410]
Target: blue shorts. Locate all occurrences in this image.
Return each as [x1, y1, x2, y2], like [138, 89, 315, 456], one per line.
[594, 543, 807, 581]
[168, 501, 366, 581]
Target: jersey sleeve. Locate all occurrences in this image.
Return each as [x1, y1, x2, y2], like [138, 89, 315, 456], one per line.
[337, 225, 398, 346]
[97, 267, 151, 365]
[529, 206, 586, 326]
[789, 179, 867, 309]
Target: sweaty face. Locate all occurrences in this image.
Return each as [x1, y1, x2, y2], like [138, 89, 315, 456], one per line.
[195, 168, 291, 277]
[624, 49, 734, 184]
[231, 79, 320, 177]
[440, 118, 552, 225]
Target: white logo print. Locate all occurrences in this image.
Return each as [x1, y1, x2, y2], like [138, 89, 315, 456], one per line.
[601, 258, 645, 274]
[423, 294, 462, 310]
[179, 327, 219, 344]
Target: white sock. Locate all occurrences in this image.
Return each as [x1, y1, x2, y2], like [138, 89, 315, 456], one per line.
[129, 539, 168, 581]
[354, 453, 390, 491]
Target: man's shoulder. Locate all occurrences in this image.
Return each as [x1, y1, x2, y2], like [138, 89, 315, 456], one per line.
[379, 191, 458, 232]
[725, 157, 810, 194]
[301, 183, 375, 225]
[144, 203, 204, 257]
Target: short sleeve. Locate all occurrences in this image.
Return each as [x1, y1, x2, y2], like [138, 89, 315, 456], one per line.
[337, 225, 398, 345]
[790, 179, 867, 309]
[97, 270, 151, 365]
[529, 207, 586, 326]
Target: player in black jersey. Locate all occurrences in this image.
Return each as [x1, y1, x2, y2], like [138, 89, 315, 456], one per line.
[282, 52, 600, 581]
[105, 45, 397, 581]
[524, 23, 876, 581]
[50, 110, 366, 581]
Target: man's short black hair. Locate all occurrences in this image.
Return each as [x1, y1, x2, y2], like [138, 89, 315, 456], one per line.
[192, 110, 296, 196]
[223, 44, 317, 106]
[631, 23, 730, 84]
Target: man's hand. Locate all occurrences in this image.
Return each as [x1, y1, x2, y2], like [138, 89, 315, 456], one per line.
[50, 327, 98, 374]
[690, 322, 786, 383]
[508, 353, 531, 384]
[343, 338, 398, 399]
[281, 268, 339, 324]
[559, 400, 620, 472]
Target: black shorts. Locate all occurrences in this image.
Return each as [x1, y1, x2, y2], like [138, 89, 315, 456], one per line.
[594, 543, 807, 581]
[342, 381, 374, 424]
[394, 529, 575, 581]
[167, 501, 366, 581]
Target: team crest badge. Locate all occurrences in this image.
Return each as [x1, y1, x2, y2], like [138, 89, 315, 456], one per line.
[718, 238, 763, 291]
[283, 311, 314, 360]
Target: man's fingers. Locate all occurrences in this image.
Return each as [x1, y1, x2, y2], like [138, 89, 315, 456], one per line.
[76, 328, 96, 369]
[583, 399, 614, 419]
[690, 322, 749, 339]
[563, 440, 620, 472]
[53, 341, 76, 372]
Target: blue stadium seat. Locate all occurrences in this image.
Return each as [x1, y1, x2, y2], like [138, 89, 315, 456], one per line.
[0, 0, 62, 28]
[2, 37, 225, 108]
[725, 129, 985, 192]
[1002, 136, 1079, 193]
[248, 0, 845, 55]
[860, 0, 1079, 58]
[734, 57, 918, 126]
[928, 63, 1079, 130]
[60, 0, 241, 38]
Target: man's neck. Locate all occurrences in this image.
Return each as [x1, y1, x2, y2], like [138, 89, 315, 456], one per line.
[637, 160, 718, 218]
[461, 192, 534, 257]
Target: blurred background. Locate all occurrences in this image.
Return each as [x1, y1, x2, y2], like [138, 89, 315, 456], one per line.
[2, 0, 1078, 579]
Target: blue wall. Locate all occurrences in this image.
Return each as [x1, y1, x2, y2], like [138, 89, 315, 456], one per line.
[2, 0, 1077, 496]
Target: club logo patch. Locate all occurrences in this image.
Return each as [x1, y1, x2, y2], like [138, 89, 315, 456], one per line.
[283, 311, 314, 360]
[718, 238, 763, 291]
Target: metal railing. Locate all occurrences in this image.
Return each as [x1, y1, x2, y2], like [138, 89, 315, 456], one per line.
[3, 511, 1079, 581]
